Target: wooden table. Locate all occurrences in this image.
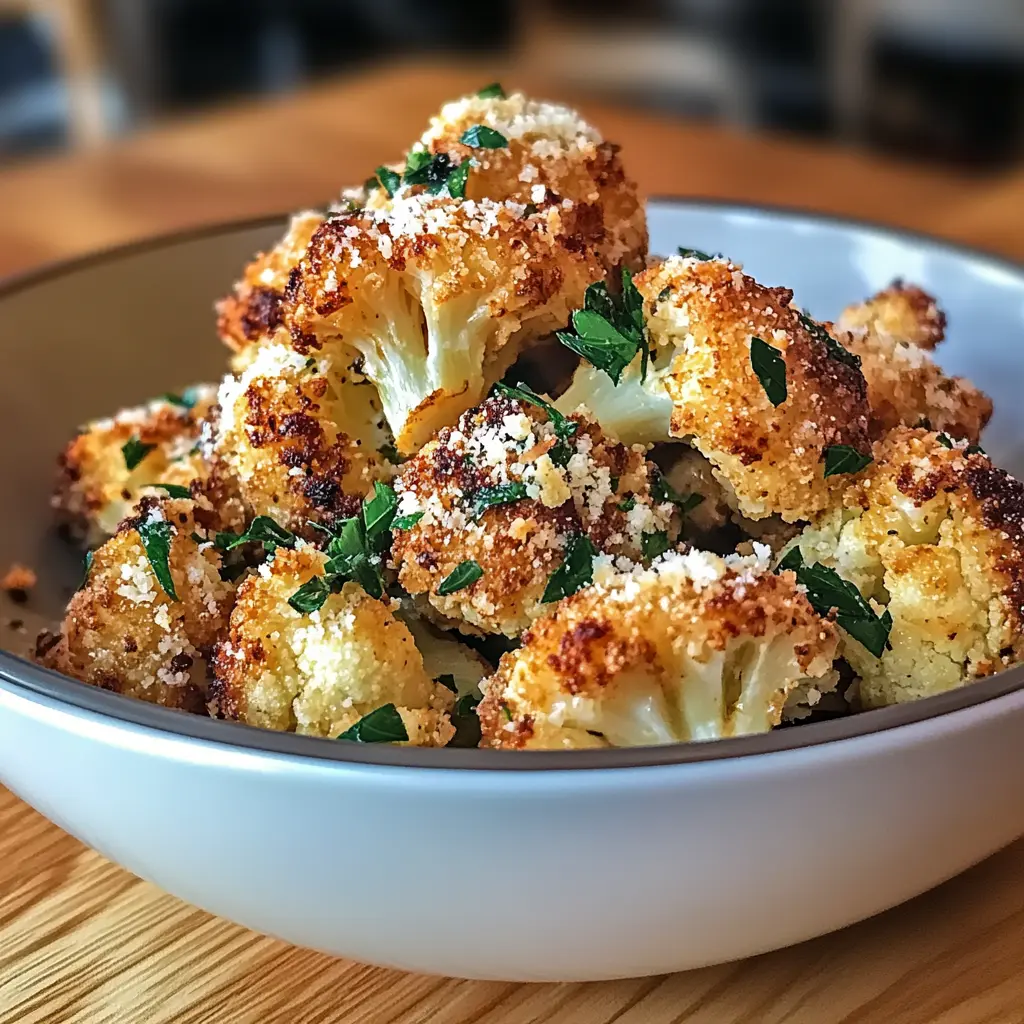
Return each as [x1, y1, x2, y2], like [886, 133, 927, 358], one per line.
[3, 62, 1024, 1024]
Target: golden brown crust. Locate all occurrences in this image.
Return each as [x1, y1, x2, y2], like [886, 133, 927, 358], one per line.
[637, 256, 872, 522]
[39, 498, 235, 711]
[478, 550, 837, 749]
[837, 285, 992, 443]
[216, 211, 324, 352]
[390, 396, 678, 636]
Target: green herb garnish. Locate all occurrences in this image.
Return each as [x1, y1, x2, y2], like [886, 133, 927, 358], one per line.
[776, 545, 805, 572]
[373, 165, 401, 198]
[324, 516, 384, 599]
[477, 82, 506, 98]
[798, 312, 861, 371]
[449, 692, 483, 748]
[438, 560, 483, 596]
[215, 516, 297, 554]
[445, 159, 472, 199]
[936, 433, 953, 448]
[435, 673, 458, 694]
[393, 511, 425, 531]
[652, 473, 704, 515]
[122, 437, 156, 472]
[147, 483, 191, 499]
[460, 125, 508, 149]
[493, 381, 577, 443]
[402, 152, 471, 197]
[641, 530, 670, 560]
[362, 481, 399, 555]
[823, 445, 872, 478]
[677, 247, 715, 260]
[287, 576, 330, 614]
[404, 149, 432, 177]
[78, 550, 94, 591]
[556, 268, 649, 384]
[618, 495, 636, 512]
[136, 519, 178, 601]
[339, 703, 409, 743]
[542, 533, 595, 603]
[750, 336, 787, 407]
[378, 441, 405, 465]
[470, 482, 529, 519]
[966, 444, 986, 455]
[160, 392, 192, 408]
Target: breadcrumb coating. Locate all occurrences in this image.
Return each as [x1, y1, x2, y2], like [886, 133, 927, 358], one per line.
[478, 547, 838, 749]
[213, 342, 391, 536]
[211, 546, 454, 743]
[39, 498, 235, 711]
[365, 90, 646, 274]
[390, 395, 679, 636]
[637, 255, 873, 522]
[836, 283, 992, 443]
[788, 427, 1024, 707]
[216, 211, 324, 354]
[53, 386, 220, 548]
[281, 192, 606, 454]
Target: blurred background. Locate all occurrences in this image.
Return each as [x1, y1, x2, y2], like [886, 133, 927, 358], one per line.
[0, 0, 1022, 172]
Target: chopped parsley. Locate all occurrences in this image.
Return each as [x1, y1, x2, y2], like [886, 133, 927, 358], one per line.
[404, 149, 432, 176]
[362, 481, 399, 555]
[287, 576, 330, 614]
[438, 560, 483, 596]
[378, 441, 405, 465]
[445, 159, 472, 199]
[323, 517, 384, 599]
[750, 336, 787, 407]
[78, 550, 94, 591]
[797, 312, 861, 371]
[822, 445, 872, 478]
[556, 268, 650, 384]
[937, 433, 985, 456]
[618, 495, 636, 512]
[392, 511, 424, 531]
[402, 151, 471, 198]
[136, 519, 178, 601]
[641, 530, 670, 561]
[493, 379, 578, 465]
[936, 433, 954, 448]
[216, 516, 297, 554]
[460, 125, 508, 149]
[435, 673, 458, 694]
[966, 443, 986, 455]
[338, 703, 409, 743]
[776, 545, 804, 572]
[449, 692, 483, 748]
[372, 165, 401, 198]
[470, 482, 529, 519]
[652, 472, 704, 515]
[777, 548, 892, 658]
[147, 482, 191, 499]
[677, 247, 715, 260]
[122, 437, 156, 472]
[542, 533, 595, 603]
[657, 285, 673, 302]
[477, 82, 506, 98]
[160, 391, 192, 408]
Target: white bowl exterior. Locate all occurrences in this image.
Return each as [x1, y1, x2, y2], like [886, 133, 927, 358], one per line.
[3, 682, 1024, 981]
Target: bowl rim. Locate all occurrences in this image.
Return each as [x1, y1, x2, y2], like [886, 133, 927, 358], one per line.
[3, 196, 1023, 773]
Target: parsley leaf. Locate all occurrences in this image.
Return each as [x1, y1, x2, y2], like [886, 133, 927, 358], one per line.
[470, 482, 529, 519]
[215, 516, 297, 554]
[445, 159, 472, 199]
[618, 495, 636, 512]
[776, 545, 805, 572]
[642, 530, 670, 560]
[677, 247, 715, 260]
[795, 560, 892, 658]
[373, 165, 401, 198]
[362, 481, 399, 555]
[460, 125, 508, 149]
[477, 82, 506, 98]
[750, 336, 787, 407]
[122, 437, 156, 472]
[147, 482, 191, 499]
[287, 576, 330, 614]
[823, 445, 872, 478]
[438, 560, 483, 596]
[936, 433, 954, 448]
[652, 473, 705, 515]
[798, 312, 861, 371]
[556, 268, 649, 384]
[160, 391, 192, 408]
[78, 550, 94, 591]
[542, 534, 595, 603]
[378, 441, 405, 465]
[493, 381, 577, 443]
[324, 516, 385, 600]
[403, 151, 471, 197]
[393, 511, 424, 531]
[136, 519, 178, 601]
[338, 703, 409, 743]
[449, 692, 483, 748]
[966, 443, 986, 455]
[435, 673, 458, 694]
[404, 149, 431, 176]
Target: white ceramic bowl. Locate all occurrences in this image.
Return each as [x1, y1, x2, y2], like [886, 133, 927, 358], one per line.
[2, 200, 1024, 982]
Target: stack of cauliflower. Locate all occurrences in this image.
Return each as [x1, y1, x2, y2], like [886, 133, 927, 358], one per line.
[42, 85, 1020, 751]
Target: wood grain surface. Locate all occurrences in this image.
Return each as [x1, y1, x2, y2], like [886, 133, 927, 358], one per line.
[3, 61, 1024, 1024]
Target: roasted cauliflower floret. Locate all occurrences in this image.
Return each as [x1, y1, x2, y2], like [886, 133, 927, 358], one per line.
[559, 255, 873, 523]
[364, 88, 646, 274]
[54, 386, 219, 548]
[281, 193, 605, 454]
[216, 211, 324, 354]
[785, 427, 1024, 708]
[211, 546, 454, 744]
[213, 342, 391, 536]
[836, 283, 992, 443]
[477, 547, 839, 749]
[39, 498, 234, 711]
[390, 393, 685, 637]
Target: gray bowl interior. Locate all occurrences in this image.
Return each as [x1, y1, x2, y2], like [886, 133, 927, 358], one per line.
[1, 200, 1023, 770]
